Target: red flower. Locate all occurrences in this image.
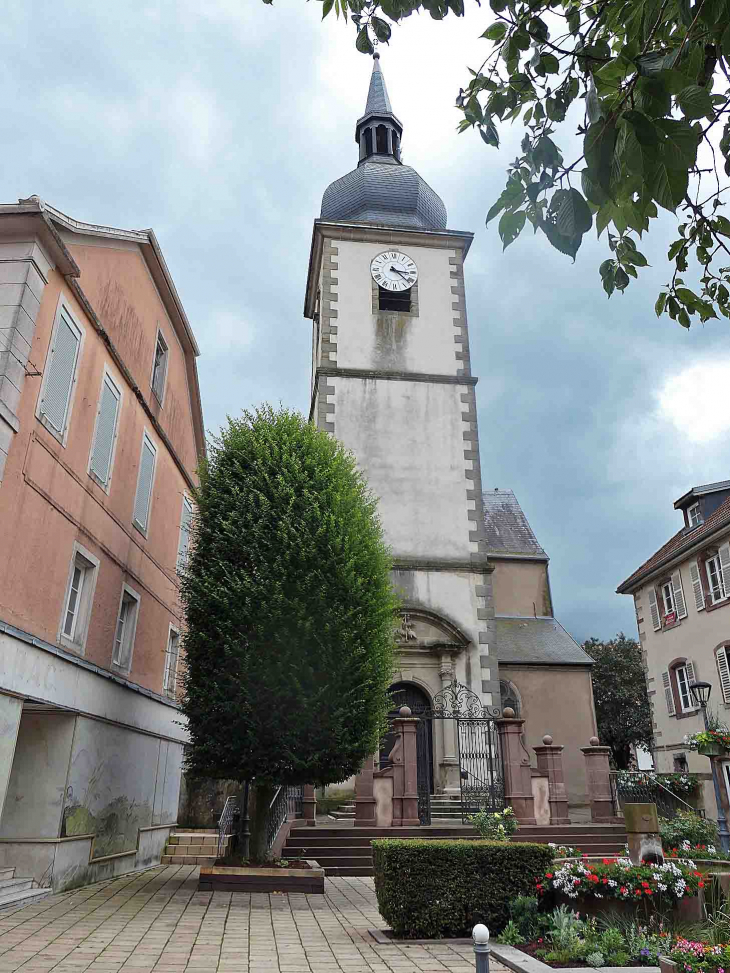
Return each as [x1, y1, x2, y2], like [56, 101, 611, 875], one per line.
[546, 873, 553, 879]
[645, 889, 653, 896]
[620, 887, 627, 894]
[602, 878, 609, 884]
[602, 858, 611, 864]
[699, 881, 705, 889]
[635, 890, 642, 896]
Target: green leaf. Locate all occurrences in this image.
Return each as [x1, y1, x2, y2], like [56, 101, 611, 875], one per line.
[678, 307, 691, 328]
[651, 160, 689, 212]
[482, 21, 508, 41]
[655, 118, 700, 169]
[614, 267, 630, 290]
[655, 292, 667, 316]
[713, 215, 730, 236]
[586, 80, 602, 124]
[370, 17, 392, 42]
[676, 287, 700, 306]
[581, 168, 608, 206]
[584, 120, 616, 196]
[621, 247, 648, 267]
[498, 209, 526, 249]
[322, 0, 334, 17]
[355, 26, 374, 54]
[486, 197, 506, 226]
[668, 239, 685, 260]
[556, 188, 593, 236]
[676, 85, 713, 120]
[541, 53, 560, 74]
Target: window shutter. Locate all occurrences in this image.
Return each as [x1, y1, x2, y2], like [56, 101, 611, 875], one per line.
[684, 660, 699, 706]
[177, 498, 193, 573]
[689, 561, 705, 612]
[717, 647, 730, 704]
[133, 438, 156, 530]
[648, 588, 661, 631]
[720, 543, 730, 600]
[90, 377, 120, 486]
[41, 314, 80, 433]
[672, 570, 687, 619]
[662, 670, 676, 716]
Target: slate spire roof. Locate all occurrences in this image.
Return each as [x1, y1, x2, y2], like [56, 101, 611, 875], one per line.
[320, 54, 447, 231]
[482, 489, 548, 559]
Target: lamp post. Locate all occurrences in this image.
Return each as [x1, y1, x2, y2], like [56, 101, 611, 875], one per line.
[688, 680, 730, 852]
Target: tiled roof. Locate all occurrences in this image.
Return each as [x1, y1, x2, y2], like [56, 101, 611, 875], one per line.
[674, 480, 730, 508]
[482, 489, 547, 558]
[617, 495, 730, 593]
[364, 55, 393, 116]
[496, 616, 593, 665]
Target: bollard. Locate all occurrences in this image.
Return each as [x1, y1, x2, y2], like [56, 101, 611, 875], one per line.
[473, 924, 490, 973]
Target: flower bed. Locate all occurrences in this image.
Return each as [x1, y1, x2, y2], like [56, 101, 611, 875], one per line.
[666, 841, 730, 863]
[617, 771, 702, 797]
[537, 857, 702, 904]
[660, 939, 730, 973]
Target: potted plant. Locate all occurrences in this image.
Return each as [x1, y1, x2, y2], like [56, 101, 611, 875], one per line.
[686, 730, 729, 756]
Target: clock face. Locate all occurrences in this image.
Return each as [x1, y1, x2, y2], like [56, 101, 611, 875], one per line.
[370, 250, 418, 292]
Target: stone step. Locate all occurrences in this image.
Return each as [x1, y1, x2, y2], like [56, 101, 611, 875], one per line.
[164, 844, 221, 857]
[168, 834, 218, 845]
[0, 869, 16, 882]
[161, 854, 217, 865]
[0, 885, 49, 911]
[172, 827, 217, 834]
[0, 877, 31, 892]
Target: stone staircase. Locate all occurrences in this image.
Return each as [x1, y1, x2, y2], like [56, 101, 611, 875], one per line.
[161, 828, 230, 866]
[329, 797, 474, 822]
[283, 821, 628, 877]
[0, 867, 50, 911]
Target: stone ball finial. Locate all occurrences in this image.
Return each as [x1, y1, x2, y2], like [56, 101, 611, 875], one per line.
[399, 705, 412, 717]
[502, 706, 515, 718]
[542, 734, 553, 745]
[589, 736, 600, 747]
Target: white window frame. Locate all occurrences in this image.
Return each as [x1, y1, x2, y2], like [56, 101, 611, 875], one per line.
[661, 581, 676, 617]
[163, 625, 180, 697]
[58, 542, 99, 654]
[688, 503, 703, 527]
[707, 554, 728, 604]
[112, 584, 140, 672]
[675, 663, 695, 713]
[150, 329, 169, 406]
[87, 367, 123, 492]
[132, 430, 158, 536]
[36, 299, 85, 446]
[177, 494, 194, 574]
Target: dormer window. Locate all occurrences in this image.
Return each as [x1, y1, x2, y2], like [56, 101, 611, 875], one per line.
[688, 502, 703, 527]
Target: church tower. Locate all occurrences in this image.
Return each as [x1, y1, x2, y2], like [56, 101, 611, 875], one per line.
[304, 55, 499, 795]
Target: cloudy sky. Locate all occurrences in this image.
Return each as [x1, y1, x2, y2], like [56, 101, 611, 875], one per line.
[3, 1, 729, 643]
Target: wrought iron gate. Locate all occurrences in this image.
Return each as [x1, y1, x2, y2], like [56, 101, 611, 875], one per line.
[418, 681, 504, 825]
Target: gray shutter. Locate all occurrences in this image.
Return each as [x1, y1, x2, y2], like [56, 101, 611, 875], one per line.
[717, 647, 730, 704]
[662, 670, 675, 716]
[41, 314, 80, 432]
[689, 561, 705, 612]
[133, 437, 156, 530]
[684, 660, 698, 708]
[648, 587, 661, 631]
[672, 569, 687, 619]
[720, 543, 730, 600]
[177, 498, 193, 573]
[90, 376, 120, 486]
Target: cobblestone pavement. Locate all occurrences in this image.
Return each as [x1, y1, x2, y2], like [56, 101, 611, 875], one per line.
[0, 866, 509, 973]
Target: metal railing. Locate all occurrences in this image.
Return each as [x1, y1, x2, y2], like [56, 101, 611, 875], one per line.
[287, 785, 304, 819]
[609, 771, 705, 820]
[217, 795, 240, 858]
[265, 786, 289, 852]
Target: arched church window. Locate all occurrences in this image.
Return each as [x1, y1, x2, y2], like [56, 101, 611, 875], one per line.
[376, 125, 388, 154]
[500, 679, 521, 716]
[364, 128, 373, 157]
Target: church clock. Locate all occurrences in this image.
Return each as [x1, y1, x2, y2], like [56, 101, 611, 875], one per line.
[370, 250, 418, 292]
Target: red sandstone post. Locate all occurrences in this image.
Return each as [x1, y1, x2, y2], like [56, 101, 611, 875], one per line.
[533, 734, 570, 825]
[354, 754, 377, 827]
[495, 707, 537, 825]
[303, 784, 317, 827]
[391, 705, 419, 827]
[580, 737, 616, 823]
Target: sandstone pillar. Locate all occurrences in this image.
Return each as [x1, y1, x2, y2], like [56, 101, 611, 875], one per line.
[438, 657, 460, 795]
[581, 737, 616, 823]
[302, 784, 317, 827]
[354, 754, 377, 827]
[390, 706, 419, 827]
[495, 707, 536, 825]
[533, 735, 571, 825]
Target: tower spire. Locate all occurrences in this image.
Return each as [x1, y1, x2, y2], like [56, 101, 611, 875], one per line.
[356, 54, 402, 165]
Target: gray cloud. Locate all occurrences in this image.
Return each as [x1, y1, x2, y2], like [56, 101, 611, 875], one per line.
[4, 1, 729, 644]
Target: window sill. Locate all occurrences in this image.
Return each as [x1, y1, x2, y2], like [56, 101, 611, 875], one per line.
[132, 521, 149, 539]
[661, 619, 682, 632]
[58, 636, 85, 656]
[36, 414, 67, 447]
[706, 598, 730, 614]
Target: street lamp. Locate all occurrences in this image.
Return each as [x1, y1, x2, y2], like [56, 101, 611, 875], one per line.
[689, 680, 730, 852]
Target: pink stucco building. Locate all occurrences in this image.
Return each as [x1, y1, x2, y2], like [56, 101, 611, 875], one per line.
[0, 197, 203, 894]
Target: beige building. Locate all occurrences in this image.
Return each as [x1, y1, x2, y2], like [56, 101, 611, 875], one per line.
[0, 197, 203, 895]
[618, 480, 730, 815]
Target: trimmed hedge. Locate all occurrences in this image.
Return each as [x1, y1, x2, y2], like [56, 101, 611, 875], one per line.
[372, 839, 554, 939]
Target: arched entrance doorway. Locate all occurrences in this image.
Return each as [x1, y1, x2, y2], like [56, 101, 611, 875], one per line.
[379, 682, 434, 796]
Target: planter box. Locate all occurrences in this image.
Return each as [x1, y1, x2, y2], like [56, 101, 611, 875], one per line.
[556, 891, 702, 923]
[697, 742, 725, 757]
[659, 958, 677, 973]
[198, 860, 324, 894]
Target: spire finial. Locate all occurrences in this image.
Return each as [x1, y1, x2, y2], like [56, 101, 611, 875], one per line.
[355, 51, 403, 163]
[373, 51, 380, 59]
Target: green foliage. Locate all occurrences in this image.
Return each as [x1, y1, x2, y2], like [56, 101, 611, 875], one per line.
[585, 951, 606, 968]
[291, 0, 730, 326]
[467, 805, 518, 840]
[372, 838, 554, 937]
[549, 904, 584, 952]
[510, 894, 547, 940]
[660, 810, 719, 848]
[180, 405, 398, 789]
[583, 634, 653, 769]
[498, 920, 526, 945]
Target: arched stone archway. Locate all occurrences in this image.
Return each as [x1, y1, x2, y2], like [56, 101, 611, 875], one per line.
[380, 681, 434, 796]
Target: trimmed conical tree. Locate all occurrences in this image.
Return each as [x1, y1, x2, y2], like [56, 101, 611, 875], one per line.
[180, 406, 397, 862]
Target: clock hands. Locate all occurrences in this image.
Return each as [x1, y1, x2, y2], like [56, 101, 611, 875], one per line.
[390, 266, 412, 280]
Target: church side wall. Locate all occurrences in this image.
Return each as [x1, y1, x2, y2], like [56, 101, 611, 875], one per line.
[491, 561, 552, 617]
[499, 663, 596, 805]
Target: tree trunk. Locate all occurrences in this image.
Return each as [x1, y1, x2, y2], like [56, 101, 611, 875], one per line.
[249, 781, 277, 865]
[612, 744, 632, 770]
